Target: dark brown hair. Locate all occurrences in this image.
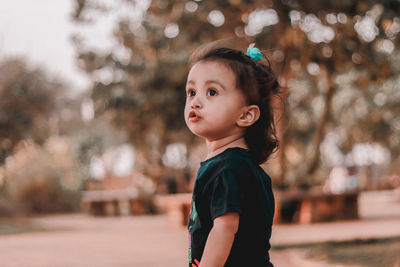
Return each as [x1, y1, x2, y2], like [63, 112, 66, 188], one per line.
[191, 46, 280, 164]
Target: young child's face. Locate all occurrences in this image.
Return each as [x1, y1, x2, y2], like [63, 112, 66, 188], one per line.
[184, 60, 248, 141]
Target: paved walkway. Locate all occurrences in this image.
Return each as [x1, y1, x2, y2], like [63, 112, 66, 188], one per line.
[1, 214, 343, 267]
[0, 190, 399, 266]
[272, 189, 400, 248]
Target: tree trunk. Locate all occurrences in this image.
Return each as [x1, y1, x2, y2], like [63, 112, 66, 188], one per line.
[275, 49, 292, 187]
[306, 70, 336, 178]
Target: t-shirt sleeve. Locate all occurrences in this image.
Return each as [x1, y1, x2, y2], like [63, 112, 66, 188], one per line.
[208, 168, 242, 220]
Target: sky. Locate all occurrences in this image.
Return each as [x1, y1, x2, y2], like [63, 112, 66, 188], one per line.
[0, 0, 114, 95]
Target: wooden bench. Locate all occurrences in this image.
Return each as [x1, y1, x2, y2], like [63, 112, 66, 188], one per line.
[155, 190, 359, 226]
[154, 193, 192, 226]
[274, 189, 359, 224]
[81, 189, 154, 216]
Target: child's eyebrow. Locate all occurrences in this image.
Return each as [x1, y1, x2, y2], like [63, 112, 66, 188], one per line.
[205, 80, 226, 90]
[186, 80, 226, 90]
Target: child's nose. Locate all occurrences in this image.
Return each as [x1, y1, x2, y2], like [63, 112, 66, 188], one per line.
[190, 96, 202, 109]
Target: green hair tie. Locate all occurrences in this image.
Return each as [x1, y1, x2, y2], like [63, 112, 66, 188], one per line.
[246, 43, 263, 61]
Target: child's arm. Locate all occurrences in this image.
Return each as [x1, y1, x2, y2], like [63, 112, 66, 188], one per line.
[199, 212, 239, 267]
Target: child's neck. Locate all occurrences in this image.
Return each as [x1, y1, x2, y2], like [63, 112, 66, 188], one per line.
[205, 135, 248, 160]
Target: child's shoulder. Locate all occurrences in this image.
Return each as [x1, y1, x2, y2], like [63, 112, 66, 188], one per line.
[201, 147, 256, 173]
[205, 146, 248, 161]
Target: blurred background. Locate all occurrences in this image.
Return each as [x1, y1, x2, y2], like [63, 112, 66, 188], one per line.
[0, 0, 399, 266]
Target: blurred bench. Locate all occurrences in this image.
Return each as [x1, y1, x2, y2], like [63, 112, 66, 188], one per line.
[155, 190, 359, 227]
[274, 189, 359, 224]
[82, 175, 156, 216]
[81, 189, 154, 216]
[154, 193, 192, 226]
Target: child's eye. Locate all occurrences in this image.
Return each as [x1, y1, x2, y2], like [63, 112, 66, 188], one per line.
[207, 89, 217, 96]
[187, 90, 196, 97]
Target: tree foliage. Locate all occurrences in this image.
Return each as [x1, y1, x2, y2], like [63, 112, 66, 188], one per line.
[0, 59, 64, 164]
[71, 0, 400, 186]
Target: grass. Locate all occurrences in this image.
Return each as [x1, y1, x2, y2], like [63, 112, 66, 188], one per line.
[305, 238, 400, 267]
[0, 217, 47, 235]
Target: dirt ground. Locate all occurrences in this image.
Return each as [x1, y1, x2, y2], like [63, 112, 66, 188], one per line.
[0, 214, 341, 267]
[1, 190, 399, 267]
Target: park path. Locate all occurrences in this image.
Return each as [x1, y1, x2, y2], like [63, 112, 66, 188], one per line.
[0, 214, 340, 267]
[0, 190, 399, 267]
[0, 215, 187, 267]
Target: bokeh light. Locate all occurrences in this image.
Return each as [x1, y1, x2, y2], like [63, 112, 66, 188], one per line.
[164, 22, 179, 38]
[245, 8, 278, 36]
[207, 10, 225, 27]
[184, 1, 198, 13]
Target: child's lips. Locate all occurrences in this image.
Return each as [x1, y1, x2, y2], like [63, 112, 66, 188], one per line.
[188, 111, 201, 122]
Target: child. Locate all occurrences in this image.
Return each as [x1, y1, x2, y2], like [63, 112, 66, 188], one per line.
[185, 43, 279, 267]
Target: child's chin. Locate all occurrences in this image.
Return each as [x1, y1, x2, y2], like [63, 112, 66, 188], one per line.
[188, 128, 207, 138]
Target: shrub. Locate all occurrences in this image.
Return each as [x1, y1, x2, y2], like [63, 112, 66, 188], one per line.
[5, 140, 81, 215]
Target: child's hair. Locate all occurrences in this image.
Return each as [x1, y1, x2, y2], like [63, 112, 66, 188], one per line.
[190, 45, 280, 164]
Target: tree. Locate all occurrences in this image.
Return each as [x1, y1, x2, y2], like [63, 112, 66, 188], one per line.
[0, 58, 64, 164]
[71, 0, 400, 187]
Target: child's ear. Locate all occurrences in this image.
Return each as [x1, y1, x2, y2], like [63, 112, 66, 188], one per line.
[237, 105, 260, 127]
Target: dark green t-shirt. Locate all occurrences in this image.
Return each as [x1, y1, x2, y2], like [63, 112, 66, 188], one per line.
[188, 147, 275, 267]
